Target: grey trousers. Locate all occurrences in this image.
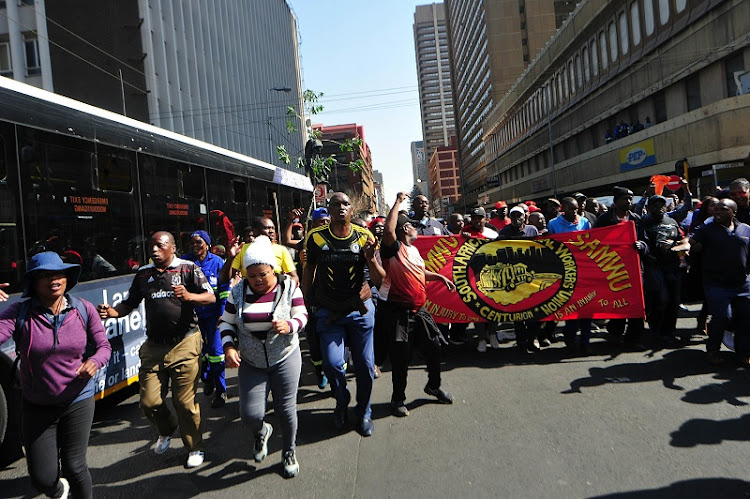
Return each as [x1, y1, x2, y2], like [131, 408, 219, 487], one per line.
[238, 347, 302, 453]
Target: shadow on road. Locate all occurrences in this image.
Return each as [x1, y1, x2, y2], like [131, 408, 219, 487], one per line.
[590, 477, 750, 498]
[670, 413, 750, 448]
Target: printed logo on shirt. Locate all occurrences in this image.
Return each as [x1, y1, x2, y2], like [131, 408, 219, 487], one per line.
[151, 289, 175, 299]
[453, 238, 577, 321]
[148, 276, 155, 283]
[350, 242, 361, 253]
[171, 274, 182, 286]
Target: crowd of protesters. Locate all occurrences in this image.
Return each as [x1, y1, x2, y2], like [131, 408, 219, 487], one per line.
[1, 175, 749, 493]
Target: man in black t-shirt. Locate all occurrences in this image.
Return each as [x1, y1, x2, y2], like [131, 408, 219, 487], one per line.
[302, 193, 380, 437]
[99, 231, 214, 468]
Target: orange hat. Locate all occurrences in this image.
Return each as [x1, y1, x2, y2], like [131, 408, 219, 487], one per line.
[494, 201, 507, 209]
[524, 200, 536, 206]
[529, 205, 541, 213]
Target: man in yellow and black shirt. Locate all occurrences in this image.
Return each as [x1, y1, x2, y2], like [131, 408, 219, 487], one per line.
[302, 192, 379, 437]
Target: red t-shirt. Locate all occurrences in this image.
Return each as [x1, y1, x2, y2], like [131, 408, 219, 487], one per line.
[377, 240, 426, 310]
[488, 217, 510, 231]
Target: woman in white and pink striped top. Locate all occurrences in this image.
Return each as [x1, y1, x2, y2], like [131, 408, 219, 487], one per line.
[220, 236, 307, 478]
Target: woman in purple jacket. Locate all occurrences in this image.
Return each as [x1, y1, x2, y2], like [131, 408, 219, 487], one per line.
[0, 252, 111, 499]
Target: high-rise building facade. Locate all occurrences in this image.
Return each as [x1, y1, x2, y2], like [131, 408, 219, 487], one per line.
[413, 3, 456, 165]
[0, 0, 304, 171]
[428, 136, 460, 218]
[410, 140, 428, 188]
[444, 0, 575, 204]
[315, 123, 377, 215]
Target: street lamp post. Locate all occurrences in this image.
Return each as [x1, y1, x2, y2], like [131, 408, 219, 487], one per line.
[267, 86, 292, 164]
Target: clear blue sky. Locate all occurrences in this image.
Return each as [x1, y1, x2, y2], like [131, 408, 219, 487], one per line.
[287, 0, 433, 206]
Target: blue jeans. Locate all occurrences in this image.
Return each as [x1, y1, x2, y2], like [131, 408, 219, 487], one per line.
[316, 299, 375, 420]
[704, 280, 750, 355]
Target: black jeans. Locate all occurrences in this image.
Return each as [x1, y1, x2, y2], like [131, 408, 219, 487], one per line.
[644, 266, 682, 338]
[23, 396, 95, 499]
[378, 301, 441, 403]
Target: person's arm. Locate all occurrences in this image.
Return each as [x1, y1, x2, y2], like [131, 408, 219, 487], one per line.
[272, 286, 308, 335]
[0, 283, 9, 302]
[77, 301, 112, 379]
[219, 288, 241, 368]
[177, 265, 216, 306]
[278, 246, 300, 285]
[364, 242, 385, 288]
[219, 236, 242, 284]
[425, 270, 456, 291]
[383, 192, 409, 249]
[99, 277, 141, 319]
[301, 234, 318, 298]
[282, 209, 304, 248]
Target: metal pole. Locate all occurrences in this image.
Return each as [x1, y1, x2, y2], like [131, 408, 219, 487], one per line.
[266, 88, 273, 165]
[545, 85, 558, 198]
[119, 68, 127, 117]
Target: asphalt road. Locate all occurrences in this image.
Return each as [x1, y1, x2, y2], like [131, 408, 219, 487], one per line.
[2, 310, 750, 498]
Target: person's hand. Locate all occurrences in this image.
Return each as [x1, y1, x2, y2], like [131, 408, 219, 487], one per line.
[396, 192, 409, 204]
[299, 248, 307, 265]
[76, 360, 98, 380]
[0, 283, 9, 302]
[289, 208, 303, 221]
[461, 231, 473, 239]
[634, 241, 646, 252]
[224, 345, 241, 368]
[363, 240, 378, 261]
[98, 303, 114, 319]
[226, 236, 242, 260]
[443, 277, 456, 292]
[173, 285, 191, 302]
[272, 320, 290, 335]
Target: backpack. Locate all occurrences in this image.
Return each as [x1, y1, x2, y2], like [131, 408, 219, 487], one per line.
[10, 295, 90, 388]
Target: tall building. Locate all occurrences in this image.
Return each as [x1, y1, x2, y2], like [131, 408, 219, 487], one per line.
[413, 3, 456, 164]
[372, 169, 387, 214]
[315, 123, 377, 215]
[444, 0, 575, 204]
[410, 140, 428, 191]
[0, 0, 304, 170]
[428, 136, 460, 218]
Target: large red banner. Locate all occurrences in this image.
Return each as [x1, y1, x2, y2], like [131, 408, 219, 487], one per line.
[413, 222, 645, 323]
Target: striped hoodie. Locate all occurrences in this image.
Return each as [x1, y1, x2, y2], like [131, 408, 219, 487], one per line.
[220, 276, 307, 368]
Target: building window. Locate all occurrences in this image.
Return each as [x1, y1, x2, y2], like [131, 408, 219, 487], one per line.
[676, 0, 687, 12]
[521, 22, 526, 30]
[24, 37, 40, 75]
[725, 53, 745, 97]
[583, 46, 591, 82]
[608, 22, 618, 62]
[631, 3, 642, 46]
[658, 0, 670, 25]
[686, 74, 701, 111]
[0, 42, 11, 75]
[591, 41, 599, 76]
[575, 55, 583, 88]
[600, 32, 609, 69]
[644, 0, 655, 35]
[619, 13, 629, 55]
[653, 90, 667, 123]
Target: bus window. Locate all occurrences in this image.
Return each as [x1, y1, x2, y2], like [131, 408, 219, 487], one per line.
[206, 171, 249, 248]
[95, 146, 134, 192]
[16, 127, 141, 282]
[139, 153, 207, 253]
[0, 122, 23, 293]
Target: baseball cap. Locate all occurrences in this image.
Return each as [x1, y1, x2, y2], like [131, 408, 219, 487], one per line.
[509, 206, 525, 217]
[471, 207, 486, 217]
[648, 194, 667, 205]
[312, 207, 329, 221]
[572, 192, 587, 200]
[494, 201, 507, 209]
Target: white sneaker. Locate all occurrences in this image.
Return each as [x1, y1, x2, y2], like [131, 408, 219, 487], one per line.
[59, 477, 70, 499]
[477, 340, 487, 353]
[154, 435, 172, 455]
[282, 450, 299, 478]
[253, 422, 273, 463]
[186, 450, 204, 468]
[490, 334, 501, 350]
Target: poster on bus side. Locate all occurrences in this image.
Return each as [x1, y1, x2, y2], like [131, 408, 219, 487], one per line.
[414, 222, 645, 323]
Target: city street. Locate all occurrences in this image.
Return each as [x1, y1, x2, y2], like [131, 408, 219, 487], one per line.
[2, 311, 750, 498]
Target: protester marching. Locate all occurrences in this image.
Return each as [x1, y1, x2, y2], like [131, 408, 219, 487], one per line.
[1, 175, 749, 493]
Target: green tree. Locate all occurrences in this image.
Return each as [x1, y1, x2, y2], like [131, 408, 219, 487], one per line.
[275, 90, 365, 186]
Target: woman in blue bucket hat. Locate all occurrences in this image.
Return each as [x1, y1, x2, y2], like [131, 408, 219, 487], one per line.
[0, 252, 111, 499]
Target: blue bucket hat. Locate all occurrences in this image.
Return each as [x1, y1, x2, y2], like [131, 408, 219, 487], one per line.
[23, 251, 81, 297]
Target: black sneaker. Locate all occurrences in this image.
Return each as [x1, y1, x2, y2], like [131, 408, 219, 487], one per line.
[424, 385, 454, 404]
[203, 381, 214, 397]
[211, 392, 227, 409]
[391, 400, 409, 417]
[357, 418, 374, 437]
